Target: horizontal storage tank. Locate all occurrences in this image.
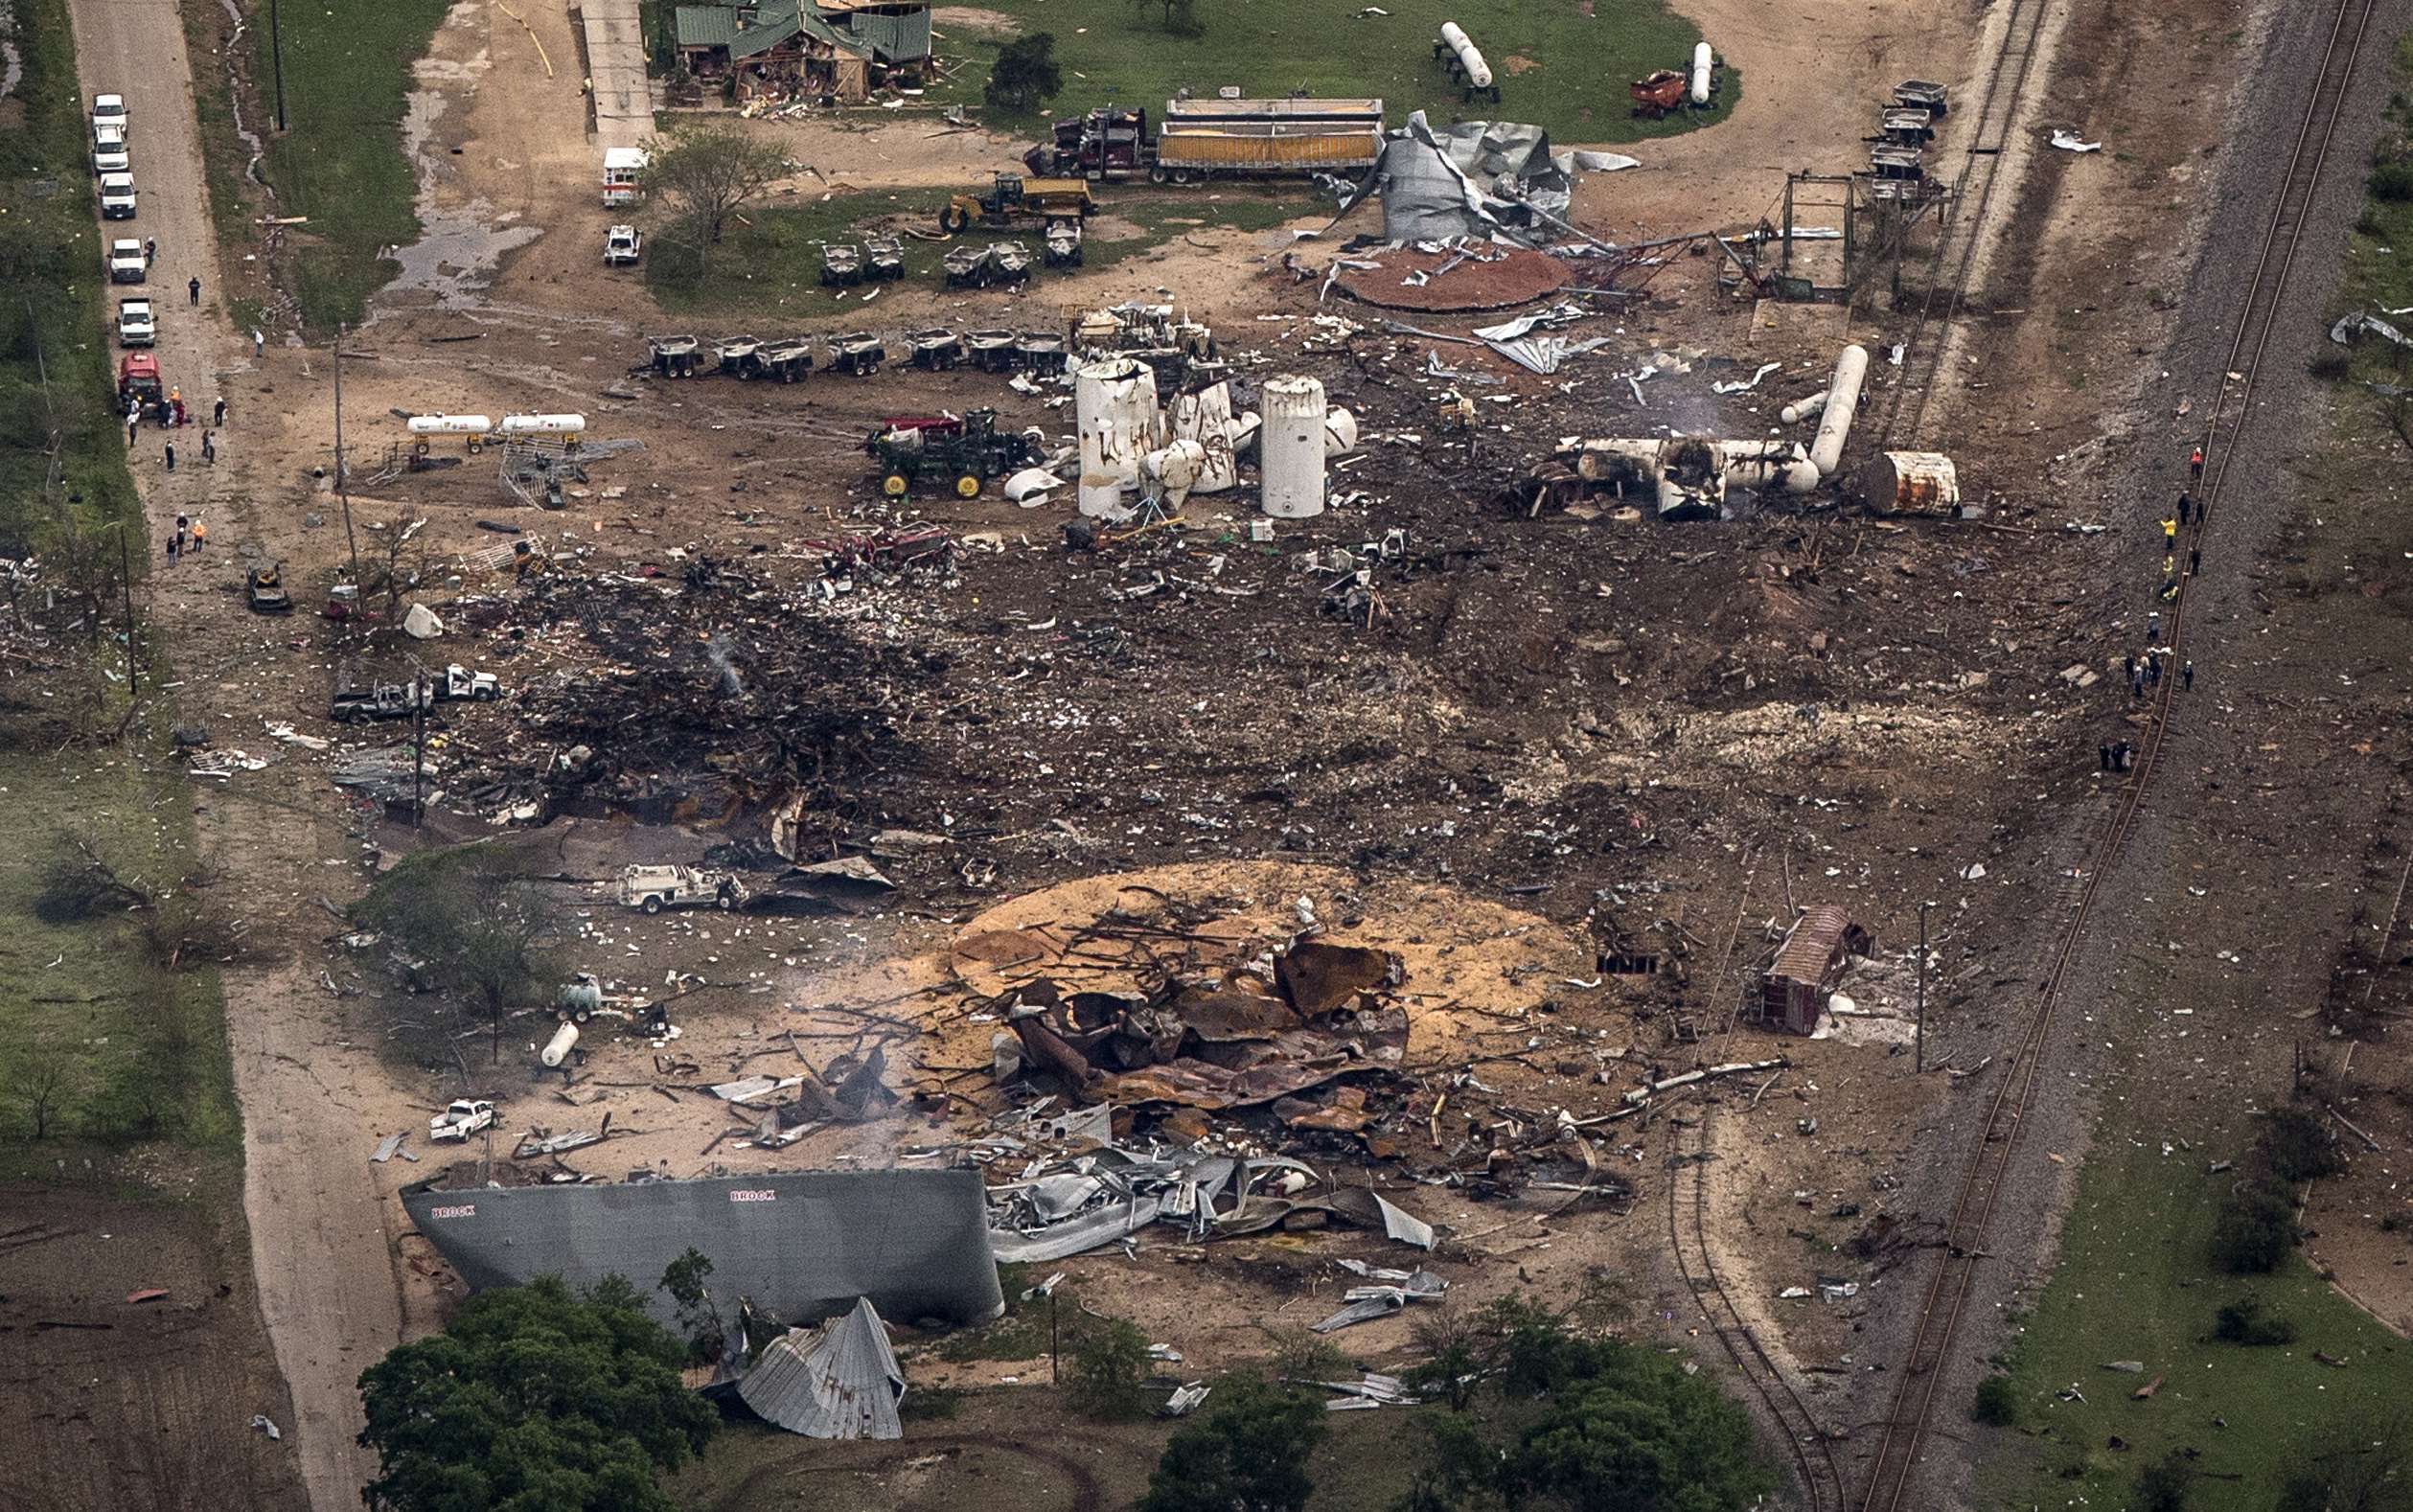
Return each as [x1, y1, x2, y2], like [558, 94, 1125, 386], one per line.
[540, 1020, 580, 1068]
[1690, 42, 1714, 104]
[1324, 406, 1359, 454]
[1857, 450, 1961, 515]
[1260, 376, 1327, 519]
[1439, 22, 1492, 90]
[1808, 345, 1869, 477]
[1779, 390, 1827, 425]
[497, 414, 586, 437]
[406, 414, 494, 436]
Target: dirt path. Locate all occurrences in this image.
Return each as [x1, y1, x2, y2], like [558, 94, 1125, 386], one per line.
[58, 0, 402, 1505]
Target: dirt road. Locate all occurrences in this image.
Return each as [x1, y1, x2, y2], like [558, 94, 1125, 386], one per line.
[58, 0, 402, 1504]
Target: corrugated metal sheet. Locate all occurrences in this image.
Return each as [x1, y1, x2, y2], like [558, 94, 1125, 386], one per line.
[738, 1298, 906, 1439]
[728, 1, 804, 59]
[839, 7, 929, 61]
[402, 1169, 1004, 1330]
[675, 3, 738, 47]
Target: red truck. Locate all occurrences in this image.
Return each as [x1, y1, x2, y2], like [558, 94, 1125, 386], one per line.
[1025, 97, 1385, 184]
[117, 351, 164, 421]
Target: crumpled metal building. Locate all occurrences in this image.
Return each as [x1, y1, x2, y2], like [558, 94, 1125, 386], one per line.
[1344, 110, 1577, 244]
[402, 1169, 1003, 1330]
[735, 1297, 907, 1439]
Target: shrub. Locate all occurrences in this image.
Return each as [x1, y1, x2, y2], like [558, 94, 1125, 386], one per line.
[1068, 1315, 1151, 1421]
[1139, 1375, 1326, 1512]
[1971, 1374, 2018, 1426]
[2212, 1175, 2300, 1273]
[2213, 1295, 2297, 1345]
[2309, 349, 2352, 381]
[2264, 1107, 2345, 1182]
[2373, 161, 2413, 203]
[2135, 1449, 2193, 1512]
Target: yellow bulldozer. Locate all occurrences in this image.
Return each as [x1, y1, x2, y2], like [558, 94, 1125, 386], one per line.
[939, 172, 1095, 234]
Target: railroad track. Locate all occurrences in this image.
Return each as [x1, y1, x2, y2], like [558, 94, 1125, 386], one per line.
[1864, 0, 2051, 451]
[1851, 0, 2381, 1505]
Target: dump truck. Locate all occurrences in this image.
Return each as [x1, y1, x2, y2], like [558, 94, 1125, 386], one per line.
[864, 408, 1043, 497]
[1025, 98, 1385, 184]
[618, 864, 748, 913]
[938, 172, 1094, 233]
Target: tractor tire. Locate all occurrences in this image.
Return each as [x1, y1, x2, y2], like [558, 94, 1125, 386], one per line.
[716, 891, 735, 910]
[883, 472, 911, 498]
[643, 895, 663, 914]
[954, 473, 981, 498]
[940, 204, 971, 234]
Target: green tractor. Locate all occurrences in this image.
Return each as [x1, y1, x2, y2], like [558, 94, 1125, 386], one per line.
[863, 408, 1044, 498]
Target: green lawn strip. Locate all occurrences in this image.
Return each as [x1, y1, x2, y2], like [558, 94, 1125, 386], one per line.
[248, 0, 452, 329]
[643, 185, 1312, 314]
[945, 0, 1730, 146]
[178, 0, 260, 256]
[1981, 1137, 2413, 1506]
[2326, 34, 2413, 392]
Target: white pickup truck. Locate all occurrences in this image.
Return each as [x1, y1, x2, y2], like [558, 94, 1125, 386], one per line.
[117, 298, 154, 348]
[92, 121, 129, 174]
[99, 172, 136, 219]
[618, 864, 749, 914]
[108, 238, 146, 283]
[428, 1099, 496, 1142]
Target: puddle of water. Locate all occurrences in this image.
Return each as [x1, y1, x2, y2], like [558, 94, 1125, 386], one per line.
[378, 6, 540, 314]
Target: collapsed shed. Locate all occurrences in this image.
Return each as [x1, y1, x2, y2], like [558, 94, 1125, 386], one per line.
[402, 1169, 1003, 1330]
[1748, 905, 1874, 1035]
[732, 1297, 907, 1439]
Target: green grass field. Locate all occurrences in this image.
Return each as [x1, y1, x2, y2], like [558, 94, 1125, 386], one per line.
[645, 185, 1312, 314]
[247, 0, 453, 329]
[1982, 1137, 2413, 1508]
[931, 0, 1732, 145]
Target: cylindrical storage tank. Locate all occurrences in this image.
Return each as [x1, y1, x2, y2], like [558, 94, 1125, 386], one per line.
[407, 414, 494, 436]
[1857, 450, 1960, 515]
[1808, 345, 1869, 477]
[1143, 439, 1207, 504]
[540, 1019, 581, 1068]
[1689, 42, 1714, 104]
[557, 977, 604, 1019]
[1260, 376, 1327, 519]
[1440, 22, 1492, 90]
[497, 413, 586, 436]
[1779, 390, 1827, 425]
[1324, 406, 1359, 454]
[1781, 459, 1822, 493]
[1076, 356, 1158, 518]
[1169, 381, 1239, 493]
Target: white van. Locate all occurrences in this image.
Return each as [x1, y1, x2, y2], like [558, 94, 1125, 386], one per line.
[99, 172, 136, 218]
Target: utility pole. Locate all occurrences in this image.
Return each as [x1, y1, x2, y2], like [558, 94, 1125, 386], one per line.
[333, 322, 360, 587]
[268, 0, 287, 131]
[1915, 900, 1931, 1073]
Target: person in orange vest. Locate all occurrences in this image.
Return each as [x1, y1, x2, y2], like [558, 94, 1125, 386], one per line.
[2189, 446, 2204, 483]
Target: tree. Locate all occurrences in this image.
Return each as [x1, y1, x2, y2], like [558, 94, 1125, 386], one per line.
[2212, 1173, 2300, 1273]
[353, 841, 560, 1059]
[1069, 1314, 1150, 1421]
[642, 122, 791, 271]
[1138, 1375, 1327, 1512]
[1406, 1309, 1486, 1411]
[657, 1248, 724, 1363]
[1498, 1343, 1776, 1512]
[356, 1274, 715, 1512]
[983, 34, 1062, 114]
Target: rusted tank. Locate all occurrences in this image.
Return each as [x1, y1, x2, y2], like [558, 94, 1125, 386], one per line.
[1858, 450, 1961, 515]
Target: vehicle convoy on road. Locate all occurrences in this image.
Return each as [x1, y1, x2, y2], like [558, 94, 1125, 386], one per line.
[99, 172, 137, 218]
[92, 120, 129, 174]
[617, 864, 749, 913]
[1025, 97, 1386, 183]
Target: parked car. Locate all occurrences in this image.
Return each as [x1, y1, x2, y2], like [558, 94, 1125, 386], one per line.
[91, 93, 127, 132]
[617, 863, 749, 914]
[603, 224, 642, 265]
[434, 664, 500, 701]
[428, 1099, 496, 1141]
[107, 238, 146, 283]
[115, 297, 154, 347]
[98, 172, 136, 219]
[92, 121, 129, 174]
[245, 561, 292, 613]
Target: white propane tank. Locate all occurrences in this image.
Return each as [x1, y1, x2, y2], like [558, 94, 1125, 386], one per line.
[406, 413, 495, 436]
[1689, 42, 1714, 104]
[1440, 21, 1493, 90]
[1143, 439, 1208, 510]
[1779, 390, 1828, 425]
[1808, 345, 1870, 477]
[497, 413, 586, 436]
[541, 1019, 580, 1068]
[1075, 356, 1159, 517]
[1260, 376, 1328, 519]
[1323, 406, 1359, 454]
[1169, 381, 1239, 493]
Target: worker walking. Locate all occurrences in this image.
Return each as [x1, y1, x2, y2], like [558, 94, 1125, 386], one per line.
[188, 275, 201, 308]
[143, 237, 155, 267]
[201, 430, 216, 466]
[126, 413, 139, 446]
[2182, 661, 2195, 692]
[2190, 446, 2205, 482]
[213, 396, 226, 427]
[165, 532, 178, 565]
[2161, 515, 2178, 543]
[2176, 492, 2193, 526]
[163, 442, 175, 472]
[2190, 547, 2201, 575]
[251, 328, 264, 358]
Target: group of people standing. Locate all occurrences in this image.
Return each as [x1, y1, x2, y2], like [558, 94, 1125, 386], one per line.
[2103, 447, 2209, 771]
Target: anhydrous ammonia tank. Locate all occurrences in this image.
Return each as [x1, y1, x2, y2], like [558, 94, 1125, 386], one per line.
[1808, 345, 1869, 477]
[541, 1020, 580, 1068]
[497, 413, 586, 436]
[1689, 42, 1714, 104]
[1260, 376, 1328, 519]
[1170, 381, 1239, 493]
[406, 414, 494, 436]
[1324, 406, 1359, 454]
[1076, 356, 1159, 517]
[1439, 22, 1492, 91]
[1779, 390, 1828, 425]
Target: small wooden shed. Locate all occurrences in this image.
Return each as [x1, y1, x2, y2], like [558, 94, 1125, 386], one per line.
[1754, 905, 1873, 1035]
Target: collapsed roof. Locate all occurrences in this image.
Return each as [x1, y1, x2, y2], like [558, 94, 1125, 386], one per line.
[1340, 110, 1578, 245]
[402, 1169, 1002, 1330]
[734, 1297, 907, 1439]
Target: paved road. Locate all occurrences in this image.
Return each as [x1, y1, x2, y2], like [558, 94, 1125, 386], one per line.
[580, 0, 654, 149]
[57, 0, 402, 1506]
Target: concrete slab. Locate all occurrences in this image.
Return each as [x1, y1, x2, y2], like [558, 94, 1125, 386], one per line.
[580, 0, 655, 149]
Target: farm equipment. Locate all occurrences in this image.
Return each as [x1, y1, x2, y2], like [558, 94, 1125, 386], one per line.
[1630, 69, 1687, 119]
[1014, 331, 1068, 371]
[714, 335, 763, 377]
[827, 332, 886, 376]
[966, 330, 1019, 372]
[864, 408, 1043, 498]
[988, 241, 1033, 284]
[865, 237, 906, 279]
[1893, 79, 1949, 116]
[939, 172, 1094, 233]
[648, 334, 701, 378]
[821, 243, 863, 286]
[908, 328, 967, 371]
[1044, 220, 1083, 267]
[755, 338, 816, 381]
[942, 243, 993, 287]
